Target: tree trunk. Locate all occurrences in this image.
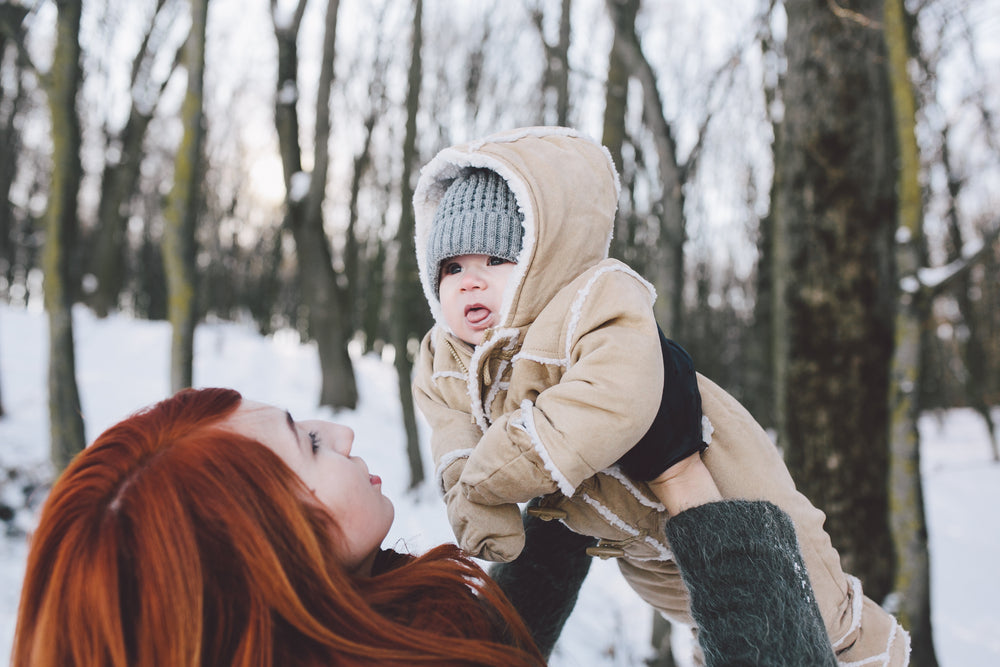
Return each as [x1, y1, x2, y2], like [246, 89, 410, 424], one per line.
[43, 0, 86, 472]
[392, 0, 426, 489]
[554, 0, 571, 126]
[271, 0, 357, 409]
[531, 0, 572, 126]
[89, 4, 185, 318]
[776, 0, 897, 602]
[884, 3, 939, 663]
[602, 0, 637, 264]
[162, 0, 209, 393]
[90, 109, 154, 317]
[603, 0, 684, 337]
[345, 114, 376, 338]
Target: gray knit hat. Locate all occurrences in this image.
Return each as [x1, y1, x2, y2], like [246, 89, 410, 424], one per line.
[427, 168, 524, 295]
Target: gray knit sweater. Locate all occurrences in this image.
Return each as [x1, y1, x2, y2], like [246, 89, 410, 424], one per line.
[663, 500, 838, 667]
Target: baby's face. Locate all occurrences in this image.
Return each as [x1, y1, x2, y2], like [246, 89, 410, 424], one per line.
[438, 254, 517, 345]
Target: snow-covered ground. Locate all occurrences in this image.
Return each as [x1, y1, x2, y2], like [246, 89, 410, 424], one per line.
[1, 303, 998, 665]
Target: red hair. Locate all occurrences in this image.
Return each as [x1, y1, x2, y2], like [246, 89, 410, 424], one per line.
[14, 388, 543, 666]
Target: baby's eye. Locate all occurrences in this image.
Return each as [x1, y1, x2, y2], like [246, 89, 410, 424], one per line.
[487, 256, 512, 266]
[308, 431, 320, 454]
[441, 261, 462, 276]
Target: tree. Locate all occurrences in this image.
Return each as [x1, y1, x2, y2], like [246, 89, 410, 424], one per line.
[270, 0, 357, 409]
[88, 0, 187, 317]
[43, 0, 87, 471]
[602, 0, 717, 339]
[530, 0, 572, 126]
[1, 3, 29, 297]
[774, 0, 897, 601]
[391, 0, 427, 489]
[883, 1, 939, 663]
[162, 0, 209, 393]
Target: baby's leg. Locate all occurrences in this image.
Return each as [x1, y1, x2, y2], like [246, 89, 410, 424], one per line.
[697, 374, 910, 666]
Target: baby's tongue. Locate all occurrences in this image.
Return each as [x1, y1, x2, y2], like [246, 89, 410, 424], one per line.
[467, 307, 490, 325]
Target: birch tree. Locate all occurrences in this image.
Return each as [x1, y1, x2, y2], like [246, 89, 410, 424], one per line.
[43, 0, 87, 471]
[162, 0, 209, 392]
[883, 1, 939, 663]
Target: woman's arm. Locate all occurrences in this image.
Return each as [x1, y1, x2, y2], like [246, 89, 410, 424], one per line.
[661, 499, 838, 667]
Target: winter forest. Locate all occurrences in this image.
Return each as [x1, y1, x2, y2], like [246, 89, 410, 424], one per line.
[1, 0, 999, 665]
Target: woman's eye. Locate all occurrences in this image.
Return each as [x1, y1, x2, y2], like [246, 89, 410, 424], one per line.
[308, 431, 320, 454]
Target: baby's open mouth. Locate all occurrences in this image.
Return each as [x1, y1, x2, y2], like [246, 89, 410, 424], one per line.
[465, 305, 491, 325]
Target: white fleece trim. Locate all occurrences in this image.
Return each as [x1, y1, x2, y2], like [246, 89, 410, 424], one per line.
[564, 264, 658, 360]
[481, 329, 520, 424]
[431, 370, 467, 383]
[482, 362, 508, 424]
[835, 599, 911, 667]
[580, 493, 640, 536]
[512, 399, 576, 496]
[413, 151, 537, 331]
[831, 575, 865, 650]
[511, 351, 568, 367]
[434, 448, 474, 493]
[465, 330, 516, 431]
[413, 127, 621, 331]
[580, 493, 673, 560]
[636, 537, 674, 561]
[603, 466, 666, 512]
[702, 415, 715, 445]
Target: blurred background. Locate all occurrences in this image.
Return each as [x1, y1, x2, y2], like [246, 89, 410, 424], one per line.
[0, 1, 998, 665]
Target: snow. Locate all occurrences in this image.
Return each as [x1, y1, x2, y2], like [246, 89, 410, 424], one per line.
[1, 303, 998, 665]
[289, 170, 311, 202]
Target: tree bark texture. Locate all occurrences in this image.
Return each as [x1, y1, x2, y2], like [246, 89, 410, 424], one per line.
[531, 0, 572, 126]
[776, 0, 897, 602]
[392, 0, 427, 489]
[89, 4, 186, 318]
[162, 0, 209, 393]
[43, 0, 86, 472]
[884, 1, 939, 662]
[602, 0, 637, 264]
[271, 0, 357, 409]
[604, 0, 685, 337]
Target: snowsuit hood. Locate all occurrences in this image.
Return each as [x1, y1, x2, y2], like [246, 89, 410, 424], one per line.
[414, 126, 620, 333]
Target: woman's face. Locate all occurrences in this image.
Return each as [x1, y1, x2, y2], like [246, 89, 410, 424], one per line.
[221, 400, 394, 575]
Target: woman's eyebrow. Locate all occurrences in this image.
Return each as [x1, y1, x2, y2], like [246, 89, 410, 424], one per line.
[285, 410, 298, 439]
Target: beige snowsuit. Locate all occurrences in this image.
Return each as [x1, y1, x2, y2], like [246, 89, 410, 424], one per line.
[412, 127, 909, 665]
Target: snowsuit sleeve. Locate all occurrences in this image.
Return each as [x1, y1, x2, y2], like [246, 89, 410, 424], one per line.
[460, 268, 664, 504]
[412, 331, 525, 561]
[663, 500, 838, 667]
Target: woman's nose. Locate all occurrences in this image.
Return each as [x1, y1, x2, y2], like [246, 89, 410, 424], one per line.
[330, 424, 354, 455]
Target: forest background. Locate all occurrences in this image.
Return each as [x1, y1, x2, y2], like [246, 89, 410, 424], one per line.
[0, 1, 998, 665]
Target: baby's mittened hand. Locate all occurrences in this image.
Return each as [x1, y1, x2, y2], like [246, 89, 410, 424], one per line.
[617, 329, 707, 481]
[445, 488, 526, 562]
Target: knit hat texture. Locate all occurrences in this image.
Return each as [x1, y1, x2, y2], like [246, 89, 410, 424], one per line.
[427, 168, 524, 295]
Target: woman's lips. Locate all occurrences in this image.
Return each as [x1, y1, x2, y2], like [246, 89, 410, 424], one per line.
[369, 474, 381, 486]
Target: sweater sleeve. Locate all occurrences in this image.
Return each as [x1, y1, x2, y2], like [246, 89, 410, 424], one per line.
[663, 500, 838, 667]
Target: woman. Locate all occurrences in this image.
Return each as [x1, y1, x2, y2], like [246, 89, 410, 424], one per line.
[13, 388, 545, 666]
[14, 387, 839, 666]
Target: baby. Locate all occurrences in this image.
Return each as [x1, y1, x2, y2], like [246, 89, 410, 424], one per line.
[412, 127, 909, 665]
